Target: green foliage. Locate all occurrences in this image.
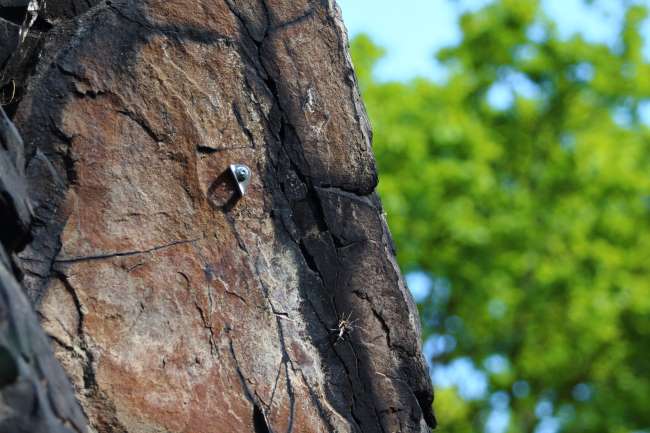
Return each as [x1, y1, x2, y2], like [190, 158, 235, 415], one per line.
[350, 2, 650, 432]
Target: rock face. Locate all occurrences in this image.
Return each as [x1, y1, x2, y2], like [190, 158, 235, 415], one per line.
[0, 106, 87, 433]
[4, 1, 436, 432]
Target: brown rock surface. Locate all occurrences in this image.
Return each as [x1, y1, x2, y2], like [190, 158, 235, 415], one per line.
[6, 0, 435, 432]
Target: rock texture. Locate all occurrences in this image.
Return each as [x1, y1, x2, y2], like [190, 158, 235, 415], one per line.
[3, 0, 436, 432]
[0, 106, 87, 433]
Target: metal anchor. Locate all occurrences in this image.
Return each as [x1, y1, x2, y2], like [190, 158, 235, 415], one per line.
[229, 164, 252, 196]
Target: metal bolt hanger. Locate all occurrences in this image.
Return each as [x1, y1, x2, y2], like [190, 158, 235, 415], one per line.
[230, 164, 252, 196]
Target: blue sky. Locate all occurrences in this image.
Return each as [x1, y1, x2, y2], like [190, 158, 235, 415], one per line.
[337, 0, 650, 82]
[337, 0, 488, 81]
[338, 0, 650, 118]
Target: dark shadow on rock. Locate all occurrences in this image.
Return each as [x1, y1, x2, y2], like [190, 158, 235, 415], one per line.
[207, 168, 241, 211]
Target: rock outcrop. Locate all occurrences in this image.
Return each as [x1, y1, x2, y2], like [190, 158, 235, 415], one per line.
[0, 106, 86, 433]
[1, 1, 436, 432]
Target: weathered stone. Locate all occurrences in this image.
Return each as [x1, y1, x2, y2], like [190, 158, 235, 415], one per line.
[0, 0, 101, 24]
[0, 0, 28, 8]
[0, 11, 43, 119]
[0, 256, 87, 433]
[0, 105, 86, 433]
[44, 0, 104, 21]
[0, 18, 19, 68]
[0, 107, 31, 255]
[10, 1, 435, 432]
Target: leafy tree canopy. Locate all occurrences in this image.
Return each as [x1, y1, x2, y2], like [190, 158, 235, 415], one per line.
[350, 1, 650, 432]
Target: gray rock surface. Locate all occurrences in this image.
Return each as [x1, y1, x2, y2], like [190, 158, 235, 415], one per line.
[0, 105, 87, 433]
